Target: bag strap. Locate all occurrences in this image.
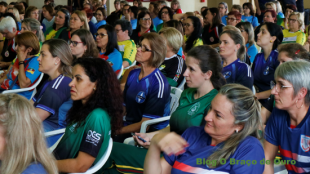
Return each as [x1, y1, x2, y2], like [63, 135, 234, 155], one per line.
[8, 57, 35, 90]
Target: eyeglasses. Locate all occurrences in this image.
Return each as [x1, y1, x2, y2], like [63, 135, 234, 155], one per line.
[95, 13, 102, 16]
[288, 18, 297, 23]
[94, 33, 107, 38]
[69, 40, 84, 47]
[226, 17, 237, 21]
[161, 11, 169, 15]
[183, 23, 191, 27]
[137, 44, 152, 52]
[270, 81, 292, 93]
[31, 12, 39, 15]
[141, 18, 151, 21]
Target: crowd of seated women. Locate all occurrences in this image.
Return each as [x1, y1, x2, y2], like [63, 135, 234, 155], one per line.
[0, 0, 309, 173]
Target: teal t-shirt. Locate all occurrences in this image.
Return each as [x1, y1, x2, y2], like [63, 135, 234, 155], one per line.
[170, 88, 218, 134]
[53, 108, 111, 174]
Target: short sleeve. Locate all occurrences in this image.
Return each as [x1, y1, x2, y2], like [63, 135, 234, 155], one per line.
[265, 109, 280, 146]
[79, 109, 108, 158]
[35, 87, 63, 115]
[296, 32, 306, 45]
[142, 82, 170, 119]
[236, 64, 254, 90]
[25, 58, 41, 84]
[107, 51, 122, 74]
[252, 17, 259, 28]
[247, 45, 258, 63]
[230, 138, 265, 174]
[123, 41, 137, 65]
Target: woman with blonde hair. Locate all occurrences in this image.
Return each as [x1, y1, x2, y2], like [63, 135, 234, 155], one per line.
[171, 0, 182, 14]
[58, 10, 89, 42]
[0, 93, 58, 174]
[7, 7, 21, 30]
[21, 18, 45, 43]
[282, 12, 306, 45]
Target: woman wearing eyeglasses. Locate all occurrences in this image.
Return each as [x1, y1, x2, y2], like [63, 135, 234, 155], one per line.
[69, 29, 99, 59]
[114, 32, 170, 143]
[282, 12, 306, 45]
[131, 11, 156, 45]
[96, 25, 122, 74]
[252, 22, 283, 108]
[226, 11, 242, 27]
[242, 3, 259, 28]
[264, 60, 310, 174]
[156, 6, 174, 33]
[94, 7, 107, 30]
[58, 10, 89, 43]
[25, 6, 46, 33]
[277, 4, 297, 30]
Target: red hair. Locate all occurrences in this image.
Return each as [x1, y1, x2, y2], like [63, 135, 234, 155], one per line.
[227, 11, 241, 20]
[82, 8, 93, 19]
[265, 10, 277, 22]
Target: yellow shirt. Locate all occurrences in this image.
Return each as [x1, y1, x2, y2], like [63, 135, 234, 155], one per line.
[282, 29, 306, 45]
[184, 35, 203, 47]
[117, 40, 137, 65]
[45, 29, 57, 40]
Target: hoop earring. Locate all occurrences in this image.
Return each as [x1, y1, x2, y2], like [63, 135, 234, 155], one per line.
[296, 100, 304, 109]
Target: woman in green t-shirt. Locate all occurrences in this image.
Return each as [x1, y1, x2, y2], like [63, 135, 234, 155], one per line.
[102, 45, 225, 173]
[53, 58, 123, 174]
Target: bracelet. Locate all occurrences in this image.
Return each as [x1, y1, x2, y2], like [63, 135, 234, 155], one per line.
[19, 61, 25, 65]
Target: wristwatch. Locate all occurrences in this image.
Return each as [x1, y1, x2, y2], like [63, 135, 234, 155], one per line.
[19, 61, 25, 65]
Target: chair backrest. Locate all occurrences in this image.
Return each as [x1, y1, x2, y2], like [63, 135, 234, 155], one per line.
[170, 93, 179, 114]
[124, 60, 136, 70]
[171, 87, 182, 98]
[177, 77, 186, 90]
[117, 66, 124, 79]
[70, 138, 114, 174]
[252, 86, 256, 95]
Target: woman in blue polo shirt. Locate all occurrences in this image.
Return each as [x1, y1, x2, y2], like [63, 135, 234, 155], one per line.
[252, 22, 283, 107]
[242, 3, 259, 28]
[219, 30, 253, 90]
[145, 84, 264, 174]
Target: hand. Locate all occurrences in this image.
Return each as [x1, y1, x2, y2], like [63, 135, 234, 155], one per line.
[0, 70, 7, 78]
[256, 8, 261, 15]
[133, 132, 151, 148]
[151, 132, 188, 156]
[16, 48, 29, 62]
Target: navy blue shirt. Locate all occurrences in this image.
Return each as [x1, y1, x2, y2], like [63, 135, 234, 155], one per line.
[21, 163, 47, 174]
[124, 68, 171, 130]
[164, 126, 265, 174]
[265, 107, 310, 174]
[88, 21, 97, 40]
[252, 50, 279, 93]
[33, 74, 71, 131]
[222, 59, 254, 89]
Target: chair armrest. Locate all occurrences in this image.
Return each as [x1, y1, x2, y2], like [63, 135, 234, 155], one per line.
[2, 73, 44, 94]
[124, 137, 136, 146]
[140, 116, 171, 133]
[45, 128, 66, 137]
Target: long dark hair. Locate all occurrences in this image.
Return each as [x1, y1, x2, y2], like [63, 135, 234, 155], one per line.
[184, 16, 202, 53]
[158, 6, 174, 20]
[136, 11, 154, 33]
[243, 3, 255, 16]
[66, 58, 123, 136]
[52, 8, 70, 30]
[263, 22, 283, 50]
[97, 24, 119, 56]
[187, 45, 225, 90]
[206, 7, 221, 28]
[71, 29, 99, 58]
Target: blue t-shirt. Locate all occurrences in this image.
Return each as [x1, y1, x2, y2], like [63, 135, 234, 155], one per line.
[278, 12, 285, 18]
[131, 19, 138, 30]
[17, 21, 21, 31]
[88, 21, 97, 39]
[265, 107, 310, 174]
[99, 48, 122, 74]
[164, 126, 265, 174]
[33, 74, 71, 131]
[222, 59, 253, 89]
[246, 43, 258, 63]
[242, 15, 259, 28]
[95, 20, 106, 29]
[252, 50, 279, 93]
[21, 163, 47, 174]
[221, 15, 227, 25]
[153, 16, 163, 28]
[124, 68, 171, 130]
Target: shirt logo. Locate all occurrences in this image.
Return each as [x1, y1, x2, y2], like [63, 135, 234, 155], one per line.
[86, 130, 101, 146]
[4, 51, 9, 57]
[263, 66, 270, 75]
[159, 65, 166, 70]
[300, 135, 310, 152]
[223, 71, 231, 79]
[69, 123, 77, 132]
[210, 37, 214, 42]
[188, 102, 200, 116]
[107, 61, 113, 67]
[26, 68, 35, 74]
[136, 91, 146, 103]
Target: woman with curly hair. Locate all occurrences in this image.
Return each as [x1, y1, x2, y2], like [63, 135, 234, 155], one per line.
[53, 58, 123, 173]
[70, 29, 99, 59]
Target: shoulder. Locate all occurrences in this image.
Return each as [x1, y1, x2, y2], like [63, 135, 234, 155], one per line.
[50, 75, 71, 90]
[21, 163, 47, 174]
[87, 108, 110, 122]
[109, 48, 122, 57]
[234, 136, 264, 156]
[182, 126, 205, 140]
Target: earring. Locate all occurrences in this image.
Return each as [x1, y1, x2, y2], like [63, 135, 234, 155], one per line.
[270, 40, 273, 43]
[235, 130, 238, 133]
[94, 88, 96, 90]
[55, 63, 57, 65]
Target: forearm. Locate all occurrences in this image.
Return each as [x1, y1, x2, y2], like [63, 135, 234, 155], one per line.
[173, 13, 184, 21]
[18, 64, 31, 88]
[122, 61, 130, 68]
[119, 121, 144, 134]
[57, 159, 89, 173]
[254, 0, 260, 11]
[256, 90, 271, 100]
[144, 143, 163, 174]
[147, 126, 170, 140]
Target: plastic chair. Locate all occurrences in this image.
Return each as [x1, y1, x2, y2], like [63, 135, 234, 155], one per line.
[177, 78, 186, 90]
[45, 128, 114, 174]
[2, 72, 44, 100]
[124, 61, 136, 70]
[252, 86, 256, 95]
[117, 66, 124, 79]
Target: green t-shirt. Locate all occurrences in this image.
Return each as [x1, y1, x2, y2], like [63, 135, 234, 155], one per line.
[53, 108, 111, 174]
[170, 88, 218, 135]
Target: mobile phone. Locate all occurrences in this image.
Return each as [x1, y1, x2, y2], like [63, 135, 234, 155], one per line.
[131, 133, 147, 143]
